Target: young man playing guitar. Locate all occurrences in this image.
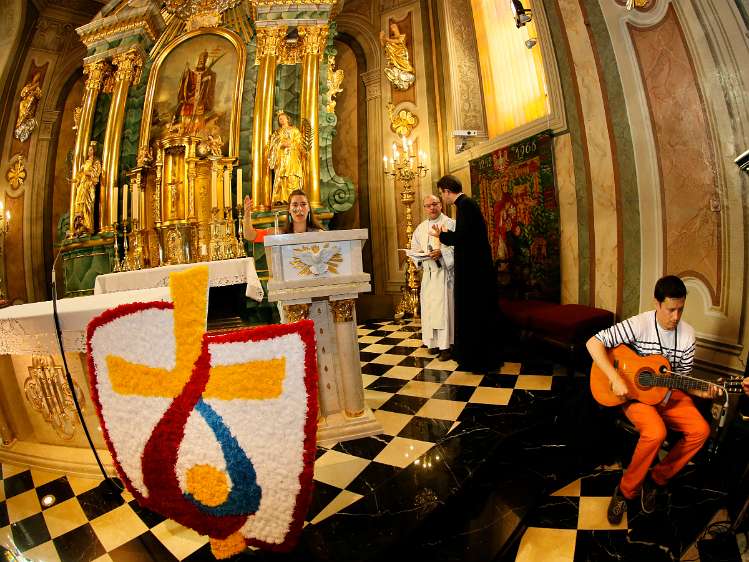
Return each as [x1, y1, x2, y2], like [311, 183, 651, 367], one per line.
[586, 275, 721, 524]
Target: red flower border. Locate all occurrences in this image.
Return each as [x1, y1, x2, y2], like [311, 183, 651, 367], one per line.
[87, 301, 319, 552]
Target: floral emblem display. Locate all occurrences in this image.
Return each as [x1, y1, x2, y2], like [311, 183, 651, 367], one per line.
[86, 266, 319, 559]
[290, 243, 343, 276]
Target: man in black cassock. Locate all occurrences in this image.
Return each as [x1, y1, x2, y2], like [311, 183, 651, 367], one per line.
[431, 175, 503, 373]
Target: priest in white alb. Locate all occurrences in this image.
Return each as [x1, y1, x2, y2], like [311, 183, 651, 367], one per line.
[410, 194, 455, 361]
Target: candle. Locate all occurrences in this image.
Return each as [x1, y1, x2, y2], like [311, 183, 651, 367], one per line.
[394, 150, 399, 162]
[211, 167, 217, 209]
[122, 185, 128, 223]
[383, 156, 388, 171]
[112, 186, 119, 225]
[236, 168, 242, 208]
[223, 168, 231, 208]
[401, 135, 407, 150]
[5, 210, 9, 221]
[139, 186, 145, 225]
[392, 142, 397, 160]
[132, 184, 139, 222]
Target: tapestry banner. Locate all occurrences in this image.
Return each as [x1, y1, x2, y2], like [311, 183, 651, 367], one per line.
[470, 130, 560, 300]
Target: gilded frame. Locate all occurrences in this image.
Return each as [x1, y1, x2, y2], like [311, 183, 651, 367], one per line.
[138, 28, 247, 159]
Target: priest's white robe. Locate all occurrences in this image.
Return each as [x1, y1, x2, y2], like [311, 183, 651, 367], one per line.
[411, 214, 455, 350]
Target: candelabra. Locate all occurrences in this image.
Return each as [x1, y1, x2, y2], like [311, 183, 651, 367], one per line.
[384, 138, 428, 320]
[111, 223, 122, 273]
[0, 201, 9, 304]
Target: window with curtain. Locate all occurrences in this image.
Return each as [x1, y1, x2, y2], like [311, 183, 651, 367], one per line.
[471, 0, 549, 137]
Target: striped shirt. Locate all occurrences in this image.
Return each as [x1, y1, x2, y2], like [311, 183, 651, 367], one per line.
[594, 310, 695, 375]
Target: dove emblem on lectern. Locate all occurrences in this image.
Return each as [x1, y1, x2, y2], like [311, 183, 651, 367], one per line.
[290, 243, 343, 276]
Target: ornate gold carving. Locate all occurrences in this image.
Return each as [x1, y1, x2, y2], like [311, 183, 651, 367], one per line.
[330, 299, 354, 323]
[255, 26, 287, 63]
[290, 243, 343, 276]
[14, 73, 43, 142]
[251, 0, 338, 4]
[165, 0, 242, 25]
[284, 303, 311, 322]
[298, 24, 329, 59]
[78, 20, 160, 48]
[386, 103, 418, 137]
[380, 22, 415, 90]
[83, 60, 111, 92]
[71, 142, 102, 237]
[6, 156, 26, 189]
[72, 106, 82, 131]
[624, 0, 653, 9]
[112, 49, 145, 85]
[325, 55, 343, 113]
[23, 355, 85, 441]
[137, 145, 154, 167]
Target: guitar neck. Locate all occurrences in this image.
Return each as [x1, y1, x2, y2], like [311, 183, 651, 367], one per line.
[648, 374, 711, 393]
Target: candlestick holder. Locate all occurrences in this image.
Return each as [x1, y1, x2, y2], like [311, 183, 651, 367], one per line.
[120, 221, 132, 272]
[385, 149, 428, 320]
[236, 204, 246, 256]
[129, 218, 144, 270]
[111, 223, 122, 273]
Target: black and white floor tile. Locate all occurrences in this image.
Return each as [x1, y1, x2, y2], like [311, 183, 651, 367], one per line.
[0, 319, 746, 561]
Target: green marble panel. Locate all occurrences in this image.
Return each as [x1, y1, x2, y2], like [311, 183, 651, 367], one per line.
[61, 240, 115, 297]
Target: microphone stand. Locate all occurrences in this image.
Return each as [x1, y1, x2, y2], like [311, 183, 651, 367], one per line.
[50, 250, 122, 498]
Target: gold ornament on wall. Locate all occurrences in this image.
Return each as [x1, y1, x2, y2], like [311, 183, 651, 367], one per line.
[379, 22, 415, 91]
[164, 0, 243, 29]
[6, 156, 26, 189]
[14, 73, 43, 142]
[624, 0, 652, 9]
[330, 299, 354, 323]
[72, 106, 82, 131]
[290, 243, 343, 276]
[386, 103, 418, 137]
[325, 55, 344, 113]
[24, 355, 86, 441]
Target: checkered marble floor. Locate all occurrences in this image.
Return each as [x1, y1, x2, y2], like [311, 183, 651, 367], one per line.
[0, 319, 568, 561]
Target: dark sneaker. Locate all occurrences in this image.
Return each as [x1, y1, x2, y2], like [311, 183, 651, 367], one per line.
[607, 486, 627, 525]
[640, 476, 659, 514]
[438, 349, 452, 361]
[427, 347, 439, 355]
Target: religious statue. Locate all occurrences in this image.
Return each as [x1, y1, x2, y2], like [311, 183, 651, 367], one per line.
[71, 142, 102, 237]
[14, 73, 43, 142]
[379, 23, 416, 91]
[171, 50, 216, 134]
[267, 111, 306, 205]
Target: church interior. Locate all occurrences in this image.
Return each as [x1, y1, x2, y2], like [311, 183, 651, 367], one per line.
[0, 0, 748, 560]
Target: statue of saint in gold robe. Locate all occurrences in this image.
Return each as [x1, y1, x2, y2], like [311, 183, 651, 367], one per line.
[379, 23, 416, 90]
[267, 112, 305, 205]
[72, 143, 102, 236]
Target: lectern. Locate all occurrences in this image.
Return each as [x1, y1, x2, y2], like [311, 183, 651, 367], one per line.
[265, 229, 383, 446]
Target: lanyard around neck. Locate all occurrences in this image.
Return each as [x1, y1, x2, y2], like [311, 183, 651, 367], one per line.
[654, 311, 677, 363]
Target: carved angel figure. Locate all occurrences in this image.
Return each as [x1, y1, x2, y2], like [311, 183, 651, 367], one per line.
[15, 73, 43, 142]
[379, 23, 415, 90]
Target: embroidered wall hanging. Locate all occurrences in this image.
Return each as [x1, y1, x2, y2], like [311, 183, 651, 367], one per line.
[470, 130, 560, 301]
[86, 266, 319, 559]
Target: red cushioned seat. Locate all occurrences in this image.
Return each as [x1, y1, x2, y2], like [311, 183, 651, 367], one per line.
[499, 299, 557, 330]
[527, 304, 614, 343]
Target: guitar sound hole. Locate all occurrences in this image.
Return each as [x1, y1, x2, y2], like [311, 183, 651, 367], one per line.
[637, 370, 656, 388]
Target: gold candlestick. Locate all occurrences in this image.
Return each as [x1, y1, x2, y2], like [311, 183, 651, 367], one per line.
[385, 144, 428, 320]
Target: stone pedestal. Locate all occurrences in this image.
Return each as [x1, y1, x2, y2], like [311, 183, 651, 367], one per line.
[265, 229, 382, 446]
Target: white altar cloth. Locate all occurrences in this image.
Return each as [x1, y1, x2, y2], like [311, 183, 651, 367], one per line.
[93, 257, 260, 296]
[0, 287, 171, 355]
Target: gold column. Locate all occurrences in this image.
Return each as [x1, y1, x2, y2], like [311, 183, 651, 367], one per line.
[100, 49, 144, 232]
[69, 60, 110, 232]
[299, 24, 328, 209]
[251, 26, 286, 211]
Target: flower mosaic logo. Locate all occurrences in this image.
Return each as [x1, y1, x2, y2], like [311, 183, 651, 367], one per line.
[86, 266, 319, 558]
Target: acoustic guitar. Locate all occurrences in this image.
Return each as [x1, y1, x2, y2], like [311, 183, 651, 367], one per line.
[590, 344, 744, 407]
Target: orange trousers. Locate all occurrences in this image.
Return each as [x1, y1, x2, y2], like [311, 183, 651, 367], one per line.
[619, 390, 710, 499]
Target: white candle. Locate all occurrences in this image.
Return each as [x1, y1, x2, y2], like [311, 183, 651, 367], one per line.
[211, 168, 217, 209]
[223, 168, 231, 208]
[132, 184, 139, 222]
[383, 156, 388, 171]
[401, 135, 407, 150]
[5, 210, 9, 221]
[392, 142, 397, 160]
[236, 168, 242, 208]
[122, 185, 128, 223]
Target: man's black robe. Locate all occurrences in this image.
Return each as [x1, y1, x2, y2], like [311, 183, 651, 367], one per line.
[439, 193, 503, 372]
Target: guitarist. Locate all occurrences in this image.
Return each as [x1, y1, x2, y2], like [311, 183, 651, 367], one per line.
[586, 275, 721, 524]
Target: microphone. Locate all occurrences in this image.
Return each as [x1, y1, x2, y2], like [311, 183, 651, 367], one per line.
[427, 244, 442, 268]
